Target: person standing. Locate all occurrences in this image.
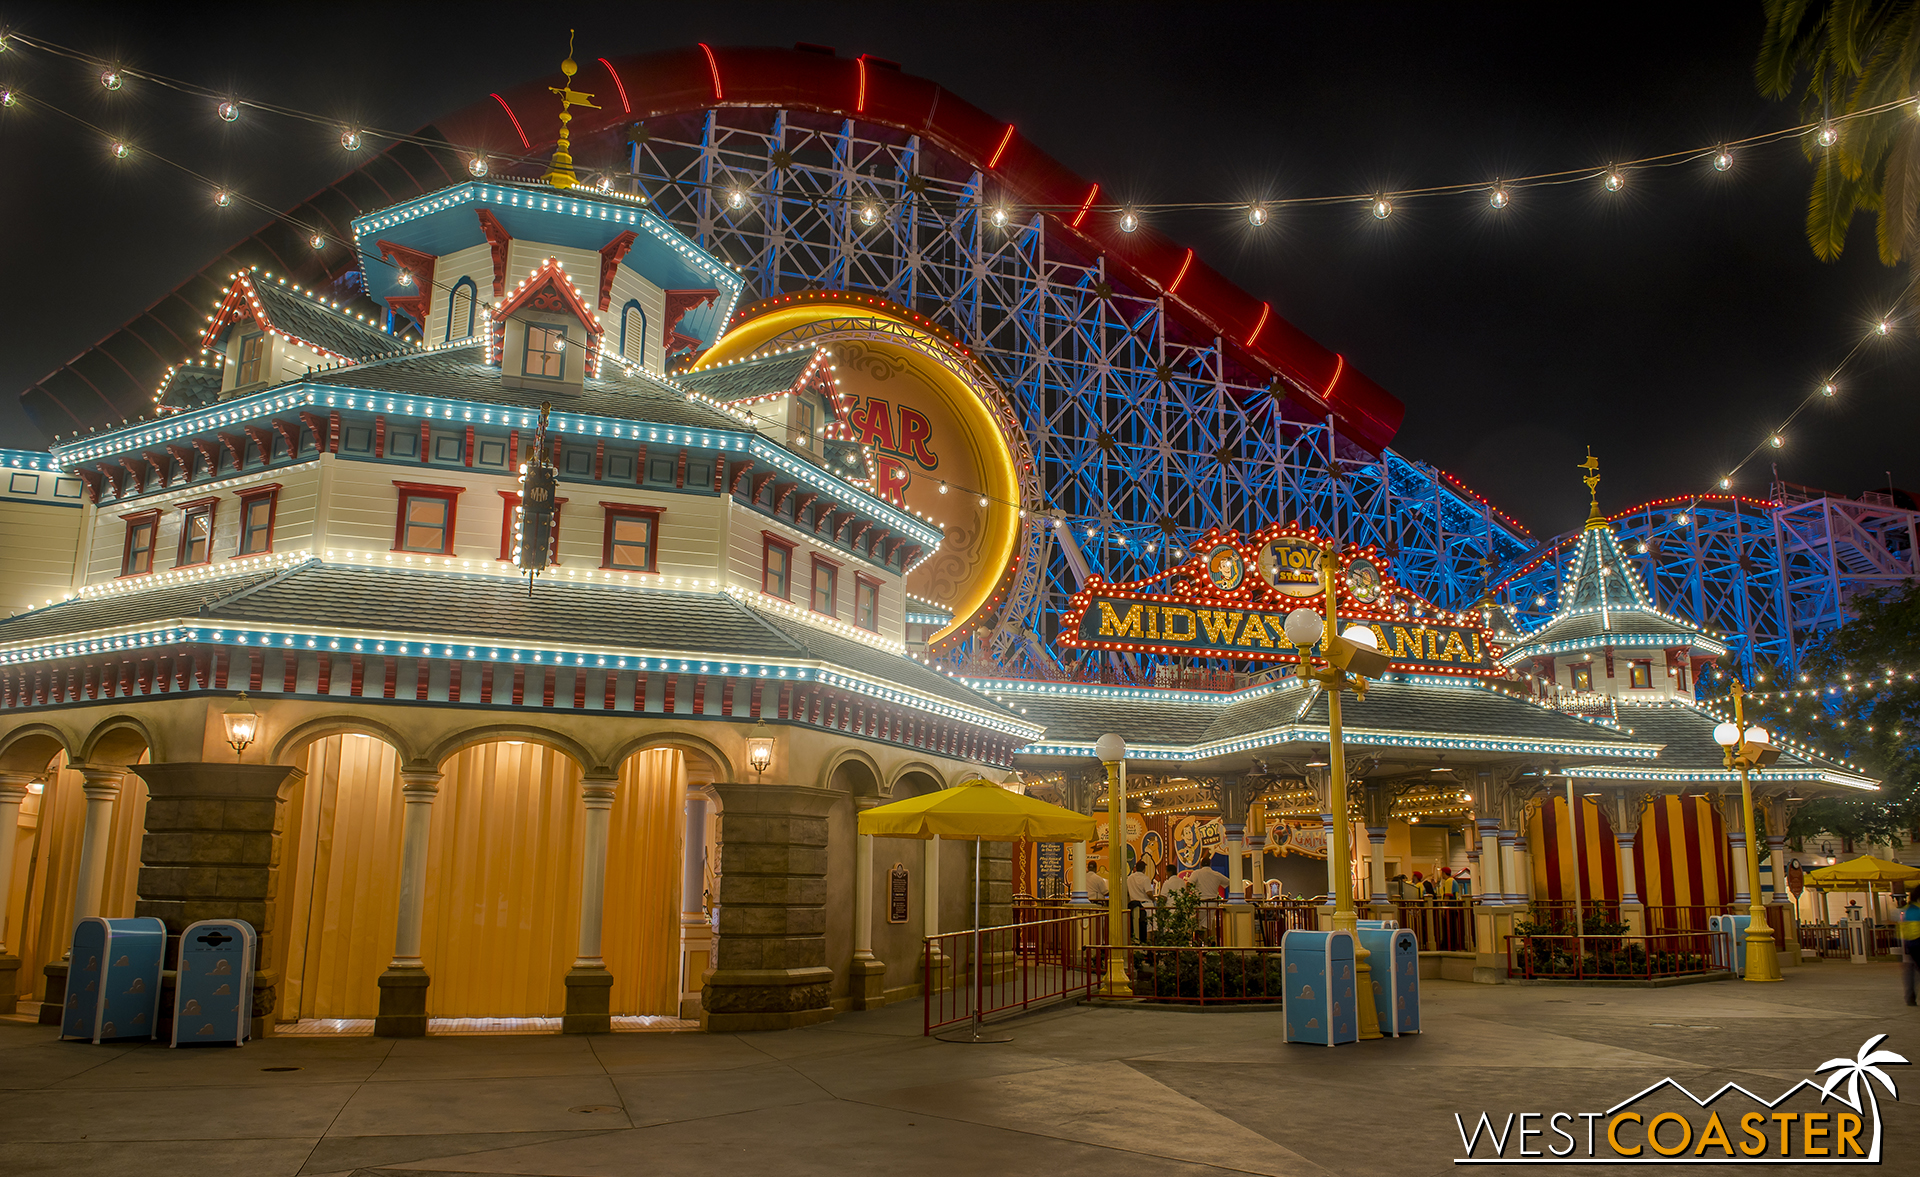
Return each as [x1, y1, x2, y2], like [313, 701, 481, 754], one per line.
[1899, 890, 1920, 1007]
[1126, 859, 1154, 942]
[1085, 868, 1109, 904]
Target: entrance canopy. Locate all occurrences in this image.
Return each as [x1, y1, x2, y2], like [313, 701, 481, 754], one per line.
[858, 779, 1094, 842]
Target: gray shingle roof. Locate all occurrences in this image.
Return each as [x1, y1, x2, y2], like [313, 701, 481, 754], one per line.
[252, 281, 413, 363]
[1279, 680, 1649, 747]
[0, 569, 284, 643]
[305, 346, 750, 432]
[1567, 699, 1865, 780]
[158, 367, 223, 412]
[749, 608, 1022, 719]
[678, 349, 816, 403]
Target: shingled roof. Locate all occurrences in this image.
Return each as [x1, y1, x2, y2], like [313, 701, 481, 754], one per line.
[678, 348, 818, 403]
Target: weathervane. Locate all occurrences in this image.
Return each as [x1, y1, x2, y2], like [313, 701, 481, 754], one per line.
[543, 31, 600, 191]
[1578, 448, 1603, 530]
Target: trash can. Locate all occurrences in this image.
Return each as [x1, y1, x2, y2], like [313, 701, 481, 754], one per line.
[61, 916, 165, 1044]
[1707, 913, 1750, 975]
[1281, 929, 1357, 1046]
[1356, 926, 1420, 1036]
[172, 919, 257, 1047]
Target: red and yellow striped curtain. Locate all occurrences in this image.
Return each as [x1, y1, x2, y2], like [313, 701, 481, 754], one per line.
[1632, 795, 1732, 909]
[1528, 795, 1619, 905]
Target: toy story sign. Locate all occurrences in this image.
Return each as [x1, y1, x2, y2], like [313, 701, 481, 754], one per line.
[1062, 526, 1501, 677]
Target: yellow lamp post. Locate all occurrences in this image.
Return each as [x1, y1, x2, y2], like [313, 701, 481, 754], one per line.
[1713, 683, 1783, 982]
[1093, 732, 1133, 996]
[1281, 543, 1390, 1041]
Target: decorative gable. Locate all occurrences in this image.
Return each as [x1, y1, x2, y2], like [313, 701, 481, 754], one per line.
[489, 256, 606, 390]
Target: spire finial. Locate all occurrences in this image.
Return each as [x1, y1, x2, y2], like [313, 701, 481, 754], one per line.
[1578, 448, 1604, 530]
[543, 30, 600, 191]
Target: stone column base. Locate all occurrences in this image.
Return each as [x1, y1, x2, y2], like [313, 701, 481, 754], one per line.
[39, 962, 68, 1025]
[562, 968, 613, 1034]
[850, 956, 887, 1010]
[0, 954, 18, 1016]
[703, 966, 835, 1032]
[374, 967, 430, 1037]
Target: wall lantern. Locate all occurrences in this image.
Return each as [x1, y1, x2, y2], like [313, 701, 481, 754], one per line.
[223, 692, 259, 757]
[746, 721, 775, 780]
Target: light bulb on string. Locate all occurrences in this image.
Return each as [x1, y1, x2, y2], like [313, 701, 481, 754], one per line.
[1119, 208, 1140, 232]
[340, 129, 363, 151]
[1876, 319, 1891, 336]
[1712, 148, 1733, 172]
[596, 174, 613, 191]
[100, 69, 123, 91]
[1248, 203, 1269, 226]
[468, 156, 488, 177]
[990, 205, 1010, 228]
[1371, 195, 1393, 220]
[1488, 185, 1510, 210]
[309, 233, 326, 251]
[1769, 435, 1784, 449]
[1821, 381, 1837, 397]
[396, 271, 415, 287]
[727, 187, 747, 209]
[1719, 476, 1732, 489]
[0, 89, 14, 108]
[1817, 122, 1839, 147]
[110, 141, 129, 159]
[217, 100, 239, 123]
[213, 188, 233, 208]
[1603, 168, 1625, 192]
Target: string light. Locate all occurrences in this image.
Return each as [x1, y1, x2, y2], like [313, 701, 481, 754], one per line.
[216, 100, 238, 123]
[727, 187, 747, 209]
[213, 189, 232, 208]
[1712, 147, 1733, 172]
[308, 233, 326, 250]
[1821, 381, 1837, 397]
[468, 156, 488, 177]
[1248, 203, 1269, 226]
[99, 69, 121, 90]
[1603, 168, 1625, 192]
[1371, 195, 1393, 219]
[990, 205, 1010, 227]
[340, 129, 362, 151]
[1488, 185, 1510, 210]
[1876, 319, 1891, 336]
[1817, 122, 1839, 147]
[1768, 434, 1784, 449]
[0, 90, 14, 109]
[110, 141, 129, 159]
[859, 202, 879, 226]
[1118, 208, 1139, 232]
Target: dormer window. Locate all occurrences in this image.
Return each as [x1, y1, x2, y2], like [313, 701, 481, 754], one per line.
[524, 325, 568, 380]
[1570, 664, 1592, 692]
[236, 331, 265, 385]
[794, 396, 816, 451]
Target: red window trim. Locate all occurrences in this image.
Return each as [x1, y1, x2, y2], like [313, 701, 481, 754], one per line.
[392, 480, 465, 555]
[599, 501, 663, 571]
[853, 572, 883, 632]
[174, 495, 221, 567]
[118, 508, 162, 578]
[761, 530, 797, 600]
[231, 482, 283, 558]
[810, 553, 840, 616]
[497, 489, 569, 563]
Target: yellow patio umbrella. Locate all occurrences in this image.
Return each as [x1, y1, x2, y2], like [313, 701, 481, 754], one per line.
[1806, 856, 1920, 928]
[858, 778, 1094, 1042]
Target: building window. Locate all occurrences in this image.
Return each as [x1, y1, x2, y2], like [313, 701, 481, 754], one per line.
[392, 481, 463, 555]
[121, 510, 160, 576]
[794, 396, 816, 451]
[763, 533, 796, 599]
[1629, 660, 1653, 689]
[447, 277, 477, 341]
[600, 503, 662, 572]
[176, 498, 219, 566]
[855, 575, 880, 632]
[621, 302, 645, 364]
[811, 555, 839, 615]
[236, 331, 265, 385]
[1674, 663, 1689, 691]
[523, 324, 567, 379]
[234, 484, 281, 556]
[1570, 663, 1592, 692]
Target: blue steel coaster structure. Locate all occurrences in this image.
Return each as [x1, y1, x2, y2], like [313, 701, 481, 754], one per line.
[20, 46, 1918, 682]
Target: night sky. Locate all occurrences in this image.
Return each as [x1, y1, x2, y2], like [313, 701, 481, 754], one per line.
[1, 3, 1912, 538]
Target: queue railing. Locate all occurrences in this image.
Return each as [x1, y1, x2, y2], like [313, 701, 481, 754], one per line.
[1506, 931, 1732, 981]
[923, 912, 1104, 1036]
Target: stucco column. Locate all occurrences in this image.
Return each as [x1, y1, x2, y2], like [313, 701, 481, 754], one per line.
[0, 773, 31, 1015]
[377, 768, 440, 1037]
[72, 765, 125, 929]
[1728, 832, 1751, 905]
[1071, 841, 1089, 903]
[563, 773, 618, 1034]
[1477, 820, 1502, 901]
[678, 789, 711, 1019]
[1766, 835, 1788, 905]
[1368, 827, 1389, 906]
[850, 798, 886, 1009]
[1510, 834, 1532, 909]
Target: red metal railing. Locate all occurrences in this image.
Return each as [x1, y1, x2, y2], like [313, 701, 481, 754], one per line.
[1124, 945, 1288, 1004]
[1798, 922, 1902, 958]
[923, 913, 1104, 1035]
[1392, 900, 1476, 951]
[1506, 932, 1732, 981]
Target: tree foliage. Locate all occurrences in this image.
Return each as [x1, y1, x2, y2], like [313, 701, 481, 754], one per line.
[1742, 581, 1920, 845]
[1757, 1, 1920, 276]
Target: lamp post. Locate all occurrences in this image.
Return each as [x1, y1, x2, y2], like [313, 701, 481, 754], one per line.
[1282, 543, 1389, 1041]
[1713, 683, 1783, 983]
[1093, 732, 1133, 997]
